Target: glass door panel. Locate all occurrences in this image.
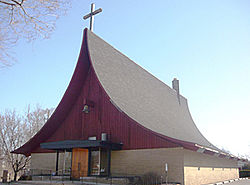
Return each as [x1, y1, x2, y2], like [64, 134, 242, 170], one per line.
[100, 148, 108, 176]
[90, 148, 109, 176]
[90, 149, 100, 175]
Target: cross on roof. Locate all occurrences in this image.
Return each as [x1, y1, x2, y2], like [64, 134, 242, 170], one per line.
[83, 3, 102, 32]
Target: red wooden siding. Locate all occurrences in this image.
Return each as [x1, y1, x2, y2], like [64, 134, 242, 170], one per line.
[15, 29, 183, 156]
[13, 29, 240, 161]
[13, 31, 91, 156]
[32, 65, 180, 153]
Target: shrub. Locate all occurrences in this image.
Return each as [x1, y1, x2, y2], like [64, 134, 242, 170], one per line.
[137, 172, 162, 185]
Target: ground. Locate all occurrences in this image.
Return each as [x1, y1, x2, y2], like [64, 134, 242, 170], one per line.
[222, 179, 250, 185]
[0, 179, 249, 185]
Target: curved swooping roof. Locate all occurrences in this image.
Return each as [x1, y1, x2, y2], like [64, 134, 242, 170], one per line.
[86, 30, 217, 150]
[13, 28, 219, 156]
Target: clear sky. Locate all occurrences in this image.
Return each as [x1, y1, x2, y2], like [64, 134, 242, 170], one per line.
[0, 0, 249, 158]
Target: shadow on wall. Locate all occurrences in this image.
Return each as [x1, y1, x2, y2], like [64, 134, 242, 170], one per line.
[240, 170, 250, 178]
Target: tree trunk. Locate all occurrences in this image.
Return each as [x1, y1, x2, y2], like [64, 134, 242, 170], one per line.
[14, 171, 17, 181]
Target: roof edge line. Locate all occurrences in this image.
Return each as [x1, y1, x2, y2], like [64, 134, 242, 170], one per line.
[85, 30, 219, 153]
[12, 28, 91, 156]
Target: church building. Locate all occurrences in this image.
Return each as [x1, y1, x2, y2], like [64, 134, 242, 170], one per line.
[13, 28, 240, 185]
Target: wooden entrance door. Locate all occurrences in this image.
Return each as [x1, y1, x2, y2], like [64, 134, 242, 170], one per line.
[71, 148, 89, 179]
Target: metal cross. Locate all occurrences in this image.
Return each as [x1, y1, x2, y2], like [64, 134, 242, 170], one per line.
[83, 3, 102, 32]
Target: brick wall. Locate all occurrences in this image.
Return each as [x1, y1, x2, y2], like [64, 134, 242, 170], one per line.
[184, 167, 239, 185]
[30, 148, 239, 185]
[184, 149, 239, 185]
[110, 147, 184, 184]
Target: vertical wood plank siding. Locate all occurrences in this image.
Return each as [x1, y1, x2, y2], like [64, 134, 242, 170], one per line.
[33, 65, 179, 152]
[15, 29, 180, 155]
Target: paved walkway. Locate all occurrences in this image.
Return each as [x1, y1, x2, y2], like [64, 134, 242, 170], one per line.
[204, 178, 250, 185]
[221, 179, 250, 185]
[1, 181, 110, 185]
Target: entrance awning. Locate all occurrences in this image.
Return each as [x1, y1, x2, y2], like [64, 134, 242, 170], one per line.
[40, 140, 123, 151]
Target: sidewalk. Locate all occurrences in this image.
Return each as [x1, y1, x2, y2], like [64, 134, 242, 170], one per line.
[204, 178, 249, 185]
[1, 180, 111, 185]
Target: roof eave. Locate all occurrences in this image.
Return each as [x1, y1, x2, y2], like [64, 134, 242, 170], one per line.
[12, 28, 91, 156]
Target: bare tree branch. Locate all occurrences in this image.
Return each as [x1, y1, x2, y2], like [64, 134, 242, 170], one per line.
[0, 0, 71, 68]
[0, 0, 15, 6]
[0, 105, 54, 181]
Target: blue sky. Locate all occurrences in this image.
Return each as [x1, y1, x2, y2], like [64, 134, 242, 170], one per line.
[0, 0, 249, 157]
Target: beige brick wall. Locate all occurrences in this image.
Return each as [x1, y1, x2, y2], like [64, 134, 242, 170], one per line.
[184, 167, 239, 185]
[111, 147, 184, 184]
[31, 152, 71, 174]
[30, 148, 239, 185]
[184, 149, 239, 185]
